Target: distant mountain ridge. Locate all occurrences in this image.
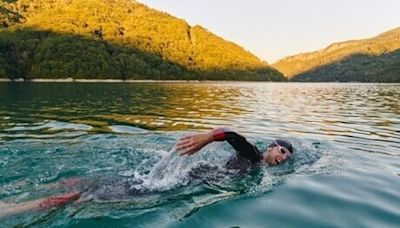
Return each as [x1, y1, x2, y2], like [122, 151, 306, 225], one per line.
[273, 27, 400, 82]
[0, 0, 284, 81]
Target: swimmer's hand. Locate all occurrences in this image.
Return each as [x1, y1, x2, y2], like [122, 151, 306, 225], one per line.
[176, 131, 214, 156]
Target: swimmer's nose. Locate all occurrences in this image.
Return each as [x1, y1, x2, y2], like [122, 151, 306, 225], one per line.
[274, 155, 282, 164]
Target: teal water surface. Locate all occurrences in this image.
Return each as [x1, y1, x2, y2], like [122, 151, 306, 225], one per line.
[0, 82, 399, 227]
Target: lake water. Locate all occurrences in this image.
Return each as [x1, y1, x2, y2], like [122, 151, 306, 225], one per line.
[0, 82, 399, 227]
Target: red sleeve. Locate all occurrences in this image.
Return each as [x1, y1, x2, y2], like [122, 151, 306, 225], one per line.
[212, 128, 226, 141]
[39, 192, 80, 210]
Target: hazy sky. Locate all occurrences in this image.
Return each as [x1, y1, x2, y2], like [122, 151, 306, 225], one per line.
[139, 0, 400, 63]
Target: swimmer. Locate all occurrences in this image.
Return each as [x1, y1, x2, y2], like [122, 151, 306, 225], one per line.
[0, 128, 293, 218]
[177, 128, 293, 169]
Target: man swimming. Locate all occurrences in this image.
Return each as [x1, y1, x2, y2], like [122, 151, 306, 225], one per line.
[177, 128, 293, 169]
[0, 128, 293, 218]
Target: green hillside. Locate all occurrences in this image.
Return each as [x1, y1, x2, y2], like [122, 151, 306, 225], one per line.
[0, 0, 284, 81]
[273, 27, 400, 82]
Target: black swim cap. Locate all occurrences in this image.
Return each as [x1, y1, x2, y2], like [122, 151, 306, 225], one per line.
[268, 138, 293, 154]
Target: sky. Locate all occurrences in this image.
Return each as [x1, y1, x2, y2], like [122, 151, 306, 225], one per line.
[139, 0, 400, 63]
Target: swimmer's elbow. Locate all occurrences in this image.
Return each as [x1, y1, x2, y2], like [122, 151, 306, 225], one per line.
[211, 127, 233, 141]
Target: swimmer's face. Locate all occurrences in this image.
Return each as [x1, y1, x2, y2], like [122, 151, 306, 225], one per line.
[262, 145, 291, 165]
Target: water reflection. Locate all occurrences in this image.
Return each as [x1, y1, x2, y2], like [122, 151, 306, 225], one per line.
[0, 82, 399, 154]
[0, 83, 245, 134]
[1, 82, 400, 227]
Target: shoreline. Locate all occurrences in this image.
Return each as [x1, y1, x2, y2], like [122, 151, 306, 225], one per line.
[0, 78, 399, 84]
[0, 78, 269, 83]
[0, 78, 202, 83]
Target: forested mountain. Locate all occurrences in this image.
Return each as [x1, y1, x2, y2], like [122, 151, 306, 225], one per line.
[0, 0, 285, 81]
[273, 27, 400, 82]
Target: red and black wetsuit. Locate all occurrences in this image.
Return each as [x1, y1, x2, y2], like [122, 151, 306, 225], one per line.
[213, 128, 261, 171]
[40, 129, 263, 206]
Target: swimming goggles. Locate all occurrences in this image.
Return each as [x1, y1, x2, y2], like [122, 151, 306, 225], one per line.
[272, 140, 291, 158]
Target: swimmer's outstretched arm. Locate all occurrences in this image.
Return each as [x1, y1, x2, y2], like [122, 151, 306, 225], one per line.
[0, 192, 80, 219]
[176, 129, 214, 155]
[177, 128, 259, 162]
[0, 177, 83, 219]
